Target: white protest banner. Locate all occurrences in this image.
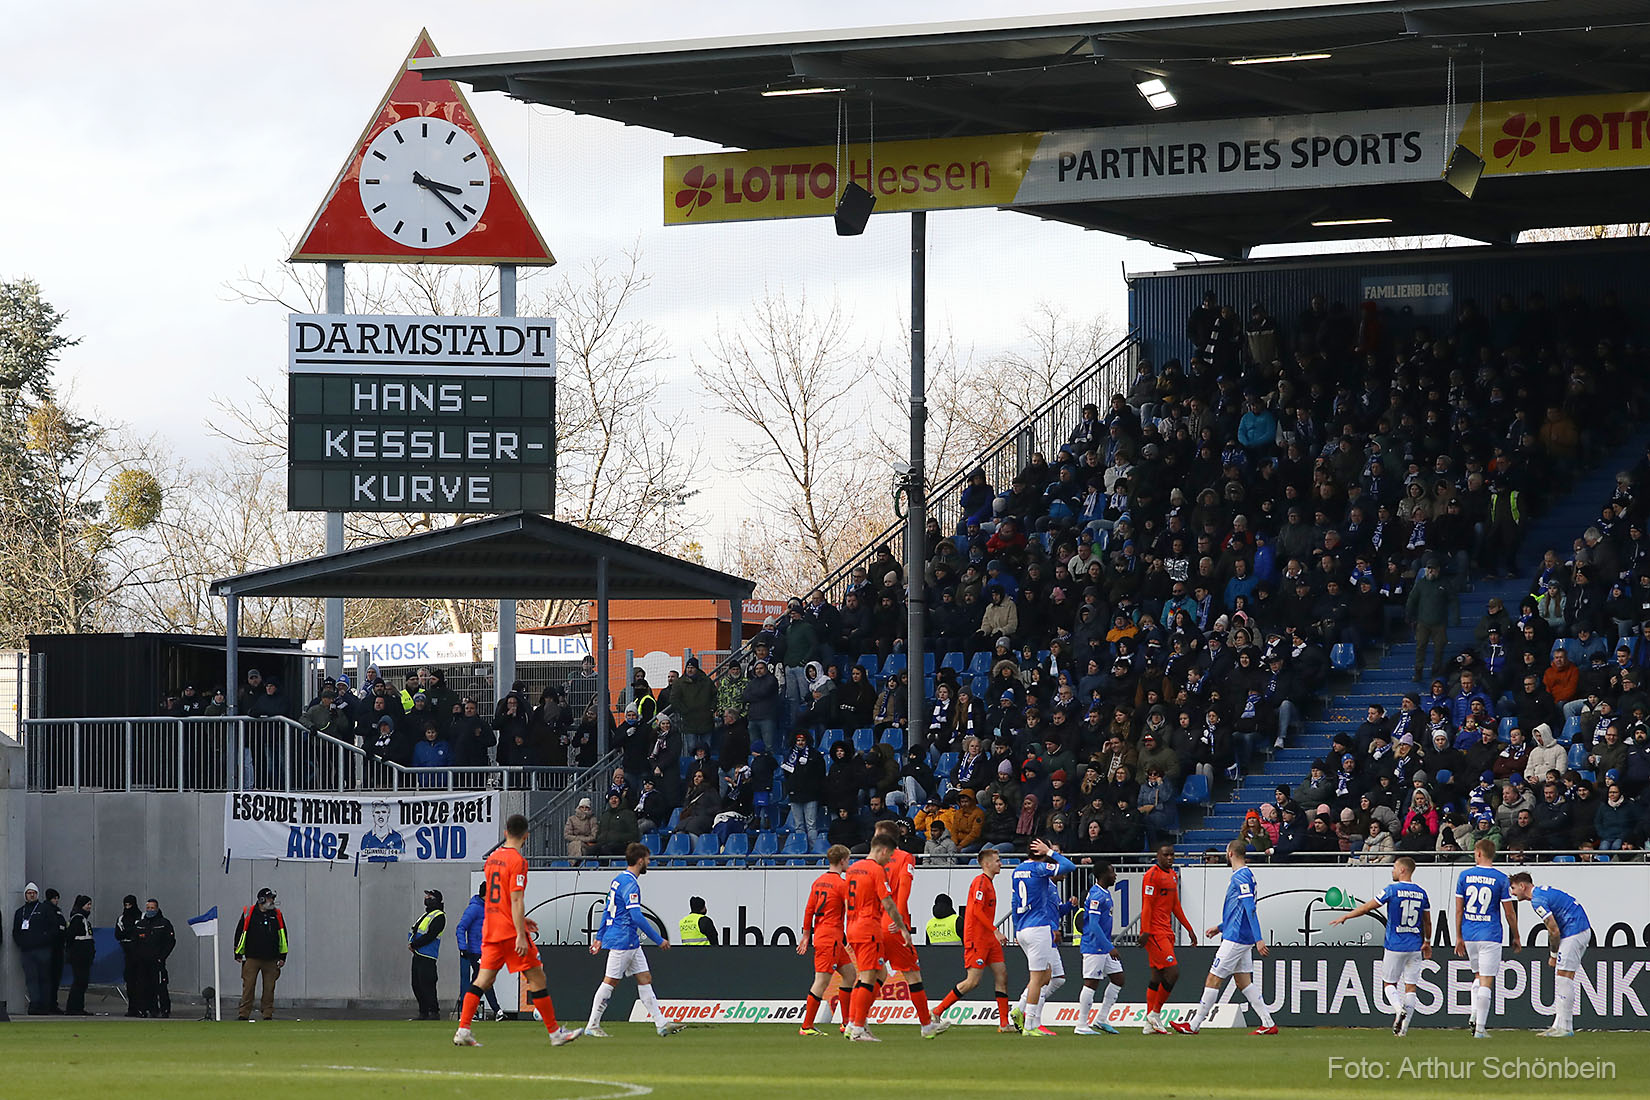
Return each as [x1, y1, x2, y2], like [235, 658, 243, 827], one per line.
[225, 790, 499, 863]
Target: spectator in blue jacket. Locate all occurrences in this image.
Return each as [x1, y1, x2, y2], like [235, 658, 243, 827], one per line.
[958, 468, 994, 533]
[454, 889, 503, 1020]
[1448, 670, 1495, 729]
[412, 723, 453, 788]
[1237, 397, 1276, 455]
[1223, 558, 1259, 611]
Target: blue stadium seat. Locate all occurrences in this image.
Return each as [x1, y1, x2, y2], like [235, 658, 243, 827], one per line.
[721, 833, 750, 857]
[857, 654, 881, 676]
[883, 653, 908, 676]
[1498, 716, 1518, 738]
[971, 674, 989, 697]
[924, 675, 935, 697]
[1551, 638, 1580, 663]
[666, 808, 682, 831]
[820, 729, 845, 751]
[641, 831, 662, 852]
[751, 831, 780, 858]
[781, 832, 808, 857]
[967, 652, 992, 676]
[831, 653, 852, 676]
[880, 728, 905, 750]
[1177, 774, 1211, 806]
[1551, 854, 1577, 863]
[809, 834, 832, 856]
[692, 833, 719, 857]
[938, 752, 959, 778]
[1330, 643, 1356, 670]
[665, 832, 692, 858]
[1037, 650, 1050, 663]
[853, 728, 876, 753]
[922, 653, 936, 675]
[753, 789, 775, 829]
[1577, 769, 1596, 784]
[1568, 743, 1590, 770]
[941, 652, 965, 672]
[1561, 715, 1582, 743]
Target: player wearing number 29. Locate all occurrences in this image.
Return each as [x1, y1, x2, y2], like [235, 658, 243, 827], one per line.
[1508, 873, 1591, 1038]
[453, 813, 579, 1048]
[1328, 855, 1432, 1035]
[585, 843, 685, 1038]
[1171, 839, 1277, 1035]
[1453, 838, 1519, 1039]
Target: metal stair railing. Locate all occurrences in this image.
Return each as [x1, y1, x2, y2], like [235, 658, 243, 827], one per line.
[524, 747, 624, 860]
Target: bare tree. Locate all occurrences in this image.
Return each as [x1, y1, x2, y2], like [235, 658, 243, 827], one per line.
[698, 289, 881, 587]
[1519, 223, 1650, 242]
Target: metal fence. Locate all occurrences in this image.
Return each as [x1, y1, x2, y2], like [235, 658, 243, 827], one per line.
[22, 716, 587, 794]
[0, 650, 27, 742]
[523, 748, 624, 862]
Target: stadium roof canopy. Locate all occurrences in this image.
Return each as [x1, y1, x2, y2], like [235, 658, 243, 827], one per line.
[415, 0, 1650, 256]
[210, 511, 754, 602]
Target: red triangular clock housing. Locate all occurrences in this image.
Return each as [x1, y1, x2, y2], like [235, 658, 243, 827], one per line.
[290, 30, 554, 266]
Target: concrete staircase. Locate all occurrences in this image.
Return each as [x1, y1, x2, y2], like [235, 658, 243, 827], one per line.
[1180, 429, 1648, 849]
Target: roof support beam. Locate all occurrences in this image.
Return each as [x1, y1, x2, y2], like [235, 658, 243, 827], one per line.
[789, 55, 1038, 134]
[504, 77, 789, 149]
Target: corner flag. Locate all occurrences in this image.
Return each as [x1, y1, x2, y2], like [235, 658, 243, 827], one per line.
[188, 906, 219, 937]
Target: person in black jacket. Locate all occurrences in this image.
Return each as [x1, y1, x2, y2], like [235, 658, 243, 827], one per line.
[64, 895, 96, 1015]
[135, 898, 177, 1017]
[114, 895, 145, 1016]
[42, 888, 67, 1012]
[13, 883, 61, 1014]
[407, 888, 446, 1020]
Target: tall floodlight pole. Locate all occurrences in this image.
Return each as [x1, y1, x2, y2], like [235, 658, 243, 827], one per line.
[324, 261, 346, 683]
[904, 212, 927, 736]
[496, 264, 518, 703]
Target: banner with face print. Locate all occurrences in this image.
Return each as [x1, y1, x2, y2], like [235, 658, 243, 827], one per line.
[225, 790, 499, 863]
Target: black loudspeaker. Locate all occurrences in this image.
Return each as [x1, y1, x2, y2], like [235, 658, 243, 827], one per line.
[834, 182, 876, 236]
[1443, 144, 1485, 199]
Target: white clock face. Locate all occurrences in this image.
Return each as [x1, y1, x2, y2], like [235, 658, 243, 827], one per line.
[357, 117, 492, 248]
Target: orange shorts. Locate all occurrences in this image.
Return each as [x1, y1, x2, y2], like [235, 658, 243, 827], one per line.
[882, 930, 919, 974]
[478, 937, 542, 975]
[1145, 934, 1177, 970]
[813, 936, 850, 974]
[964, 940, 1004, 970]
[846, 932, 884, 975]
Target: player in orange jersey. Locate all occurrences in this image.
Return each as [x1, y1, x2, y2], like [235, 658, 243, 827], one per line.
[843, 836, 910, 1042]
[1139, 842, 1196, 1034]
[796, 844, 856, 1035]
[871, 821, 951, 1038]
[453, 813, 580, 1048]
[933, 846, 1013, 1031]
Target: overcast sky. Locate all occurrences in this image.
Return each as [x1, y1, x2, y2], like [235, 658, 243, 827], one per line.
[6, 2, 1212, 557]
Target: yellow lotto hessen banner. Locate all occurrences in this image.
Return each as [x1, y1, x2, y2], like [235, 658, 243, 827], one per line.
[664, 91, 1650, 226]
[1461, 92, 1650, 176]
[663, 134, 1040, 225]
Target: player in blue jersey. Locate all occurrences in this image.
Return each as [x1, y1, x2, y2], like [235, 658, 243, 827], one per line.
[1072, 861, 1123, 1035]
[1509, 873, 1591, 1037]
[1171, 839, 1277, 1035]
[1328, 854, 1433, 1035]
[1453, 838, 1519, 1038]
[584, 843, 685, 1038]
[1009, 838, 1075, 1037]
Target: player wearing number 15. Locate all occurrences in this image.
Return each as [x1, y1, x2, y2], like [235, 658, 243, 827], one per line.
[1508, 874, 1591, 1038]
[453, 813, 579, 1048]
[1454, 838, 1519, 1039]
[1328, 855, 1432, 1036]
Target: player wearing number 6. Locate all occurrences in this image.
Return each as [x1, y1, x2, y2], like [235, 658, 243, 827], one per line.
[1507, 873, 1591, 1038]
[1453, 838, 1519, 1038]
[1328, 855, 1432, 1035]
[1170, 839, 1277, 1035]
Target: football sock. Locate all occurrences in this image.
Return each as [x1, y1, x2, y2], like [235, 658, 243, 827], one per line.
[1402, 990, 1418, 1026]
[1039, 976, 1064, 1011]
[909, 982, 932, 1026]
[1472, 984, 1491, 1031]
[802, 993, 822, 1030]
[1099, 981, 1121, 1022]
[1189, 986, 1219, 1030]
[1242, 983, 1274, 1028]
[636, 982, 668, 1028]
[833, 990, 849, 1025]
[527, 989, 558, 1031]
[1078, 985, 1095, 1026]
[935, 988, 961, 1016]
[1027, 995, 1043, 1031]
[1555, 975, 1575, 1031]
[1146, 984, 1164, 1014]
[851, 982, 875, 1028]
[1013, 990, 1027, 1015]
[459, 990, 480, 1030]
[587, 983, 613, 1030]
[995, 993, 1011, 1027]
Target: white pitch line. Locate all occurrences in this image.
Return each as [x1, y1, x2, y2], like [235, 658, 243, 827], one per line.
[300, 1064, 651, 1098]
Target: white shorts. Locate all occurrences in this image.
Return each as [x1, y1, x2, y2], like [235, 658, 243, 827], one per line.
[1209, 940, 1254, 979]
[1464, 939, 1502, 978]
[1082, 952, 1124, 980]
[604, 947, 650, 980]
[1555, 928, 1592, 972]
[1383, 949, 1423, 987]
[1016, 926, 1059, 974]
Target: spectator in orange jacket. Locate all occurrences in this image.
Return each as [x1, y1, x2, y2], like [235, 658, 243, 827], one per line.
[1543, 649, 1581, 704]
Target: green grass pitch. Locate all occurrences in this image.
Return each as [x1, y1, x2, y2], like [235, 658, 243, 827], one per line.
[2, 1020, 1642, 1098]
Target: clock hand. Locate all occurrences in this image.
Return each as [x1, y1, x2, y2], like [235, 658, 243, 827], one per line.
[412, 171, 464, 196]
[412, 172, 468, 222]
